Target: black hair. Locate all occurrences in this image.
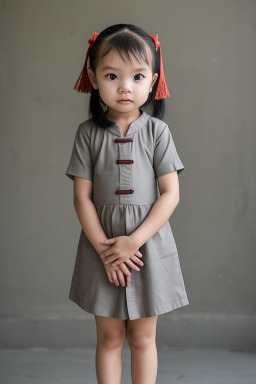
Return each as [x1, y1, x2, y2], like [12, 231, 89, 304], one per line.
[83, 24, 167, 128]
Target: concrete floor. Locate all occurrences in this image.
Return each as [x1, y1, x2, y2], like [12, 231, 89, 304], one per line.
[0, 346, 256, 384]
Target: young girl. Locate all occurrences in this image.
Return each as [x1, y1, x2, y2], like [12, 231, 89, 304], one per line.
[65, 23, 189, 384]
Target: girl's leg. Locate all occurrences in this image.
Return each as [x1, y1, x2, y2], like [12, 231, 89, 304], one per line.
[126, 315, 158, 384]
[94, 315, 127, 384]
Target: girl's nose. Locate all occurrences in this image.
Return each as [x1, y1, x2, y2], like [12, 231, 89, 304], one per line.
[118, 81, 132, 94]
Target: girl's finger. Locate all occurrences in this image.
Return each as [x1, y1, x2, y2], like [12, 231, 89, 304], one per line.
[112, 258, 125, 267]
[104, 255, 117, 264]
[100, 238, 116, 244]
[111, 270, 119, 287]
[108, 272, 113, 283]
[130, 254, 144, 266]
[114, 263, 132, 287]
[124, 259, 140, 271]
[134, 250, 143, 257]
[118, 262, 131, 277]
[116, 269, 126, 287]
[100, 252, 114, 261]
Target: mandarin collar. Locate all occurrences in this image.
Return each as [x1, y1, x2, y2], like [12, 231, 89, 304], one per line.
[106, 110, 149, 138]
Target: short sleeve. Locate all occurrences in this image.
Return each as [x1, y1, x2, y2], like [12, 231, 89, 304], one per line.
[65, 124, 94, 181]
[153, 125, 185, 178]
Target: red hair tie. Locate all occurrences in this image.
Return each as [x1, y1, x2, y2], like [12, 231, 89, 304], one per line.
[149, 34, 170, 99]
[73, 32, 170, 100]
[73, 32, 99, 93]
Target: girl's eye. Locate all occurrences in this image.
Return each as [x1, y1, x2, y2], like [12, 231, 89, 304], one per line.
[106, 73, 117, 80]
[134, 74, 145, 81]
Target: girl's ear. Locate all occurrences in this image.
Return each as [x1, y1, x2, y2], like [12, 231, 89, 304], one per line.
[151, 73, 158, 90]
[87, 67, 99, 90]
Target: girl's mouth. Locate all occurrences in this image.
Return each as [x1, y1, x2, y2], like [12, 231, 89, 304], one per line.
[118, 100, 132, 104]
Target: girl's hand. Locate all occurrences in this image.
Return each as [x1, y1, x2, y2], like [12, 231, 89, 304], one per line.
[101, 247, 144, 272]
[104, 262, 131, 287]
[100, 236, 142, 267]
[125, 250, 144, 271]
[99, 240, 144, 272]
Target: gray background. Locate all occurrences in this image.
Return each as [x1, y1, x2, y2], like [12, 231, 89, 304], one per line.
[1, 0, 255, 348]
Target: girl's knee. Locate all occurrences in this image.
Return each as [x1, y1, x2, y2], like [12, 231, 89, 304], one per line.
[126, 317, 158, 349]
[95, 316, 127, 349]
[127, 330, 156, 349]
[98, 330, 126, 349]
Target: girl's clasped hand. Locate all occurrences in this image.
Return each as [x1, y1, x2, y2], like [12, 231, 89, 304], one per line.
[99, 236, 144, 287]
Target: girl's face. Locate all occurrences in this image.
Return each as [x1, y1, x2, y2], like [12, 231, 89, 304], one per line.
[88, 45, 158, 117]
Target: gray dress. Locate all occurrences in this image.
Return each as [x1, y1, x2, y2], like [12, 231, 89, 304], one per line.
[65, 110, 189, 320]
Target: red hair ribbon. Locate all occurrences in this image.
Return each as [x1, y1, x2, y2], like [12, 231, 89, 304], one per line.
[149, 34, 170, 99]
[73, 32, 99, 93]
[73, 32, 170, 100]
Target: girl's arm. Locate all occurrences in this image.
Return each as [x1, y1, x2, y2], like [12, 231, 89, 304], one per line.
[130, 171, 180, 250]
[73, 177, 110, 256]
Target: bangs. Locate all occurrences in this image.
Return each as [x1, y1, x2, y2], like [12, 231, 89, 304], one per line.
[98, 32, 151, 68]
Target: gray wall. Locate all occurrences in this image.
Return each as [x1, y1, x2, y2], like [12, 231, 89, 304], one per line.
[1, 0, 255, 348]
